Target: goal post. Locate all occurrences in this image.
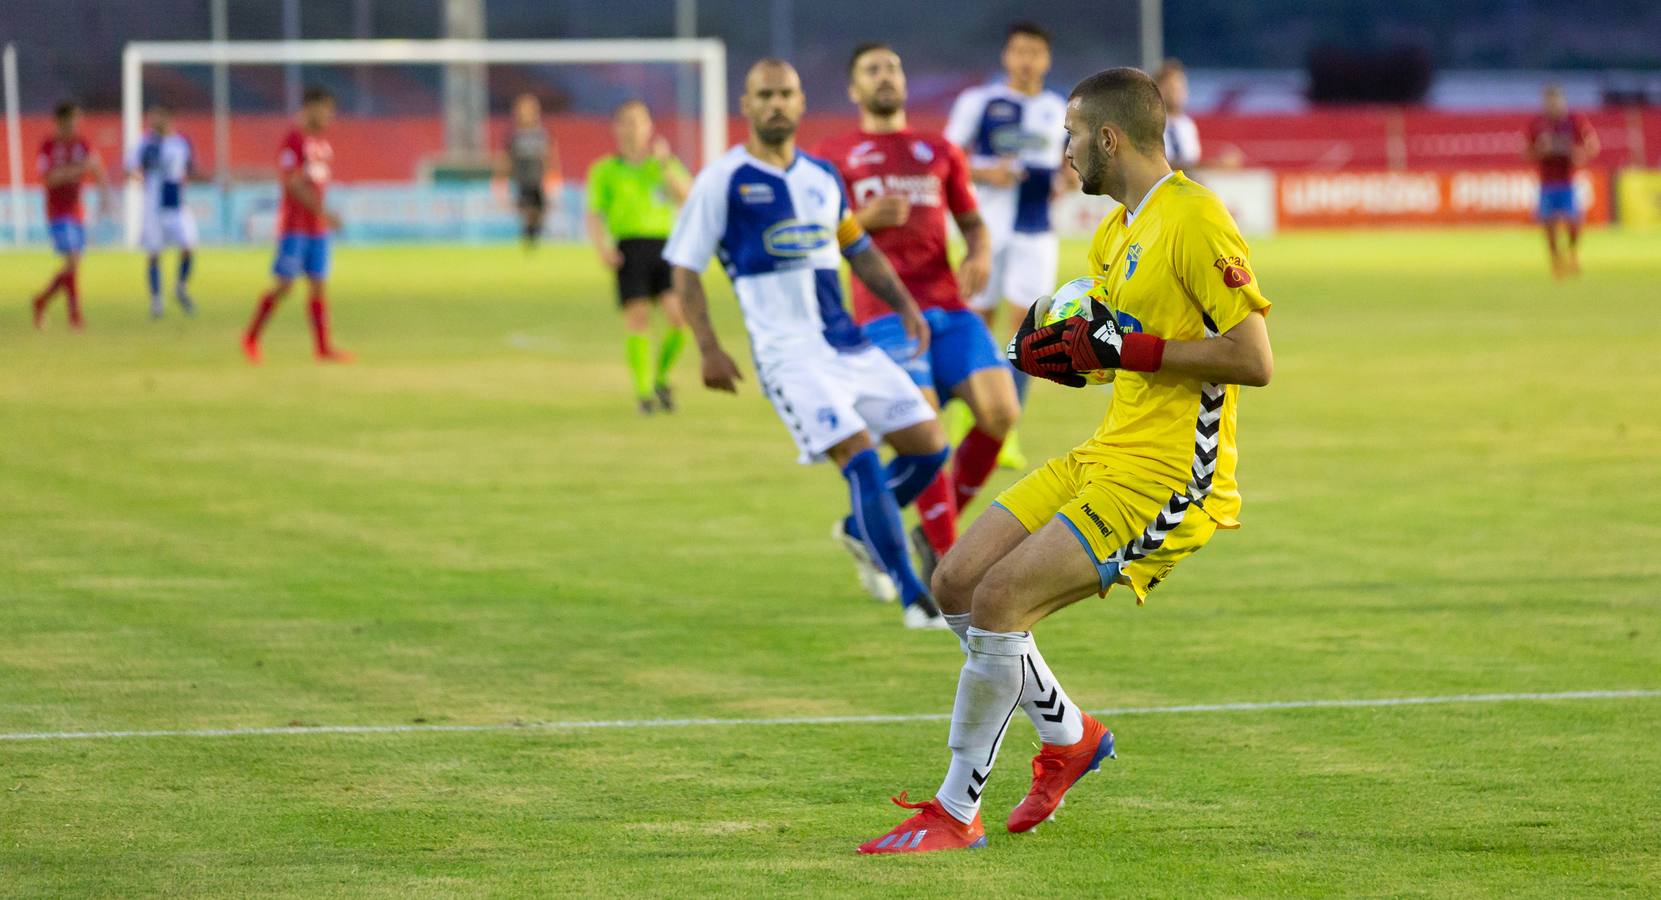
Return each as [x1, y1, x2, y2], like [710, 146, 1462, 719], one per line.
[119, 38, 728, 245]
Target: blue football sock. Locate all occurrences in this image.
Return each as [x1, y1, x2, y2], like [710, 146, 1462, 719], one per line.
[885, 447, 948, 509]
[146, 257, 161, 299]
[842, 448, 931, 607]
[1013, 368, 1031, 407]
[177, 251, 193, 286]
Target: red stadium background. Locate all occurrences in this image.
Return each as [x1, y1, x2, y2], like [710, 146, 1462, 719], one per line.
[9, 107, 1655, 227]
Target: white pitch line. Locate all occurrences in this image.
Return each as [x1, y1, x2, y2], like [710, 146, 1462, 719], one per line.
[3, 689, 1658, 744]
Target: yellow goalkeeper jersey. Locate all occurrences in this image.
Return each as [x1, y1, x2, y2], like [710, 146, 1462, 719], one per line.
[1078, 171, 1271, 527]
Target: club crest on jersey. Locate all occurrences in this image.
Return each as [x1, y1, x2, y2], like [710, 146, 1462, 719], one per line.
[1213, 255, 1253, 288]
[910, 141, 934, 163]
[1124, 243, 1143, 280]
[763, 220, 834, 257]
[738, 182, 775, 204]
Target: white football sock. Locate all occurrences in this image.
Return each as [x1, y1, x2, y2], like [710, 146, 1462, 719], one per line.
[935, 627, 1031, 824]
[943, 612, 971, 654]
[1020, 641, 1084, 746]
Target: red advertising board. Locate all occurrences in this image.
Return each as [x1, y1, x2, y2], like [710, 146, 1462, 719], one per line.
[1277, 168, 1610, 227]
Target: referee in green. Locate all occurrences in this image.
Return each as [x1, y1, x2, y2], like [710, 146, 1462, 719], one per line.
[585, 100, 693, 414]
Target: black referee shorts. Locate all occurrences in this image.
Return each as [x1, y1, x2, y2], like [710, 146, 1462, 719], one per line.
[615, 238, 673, 305]
[516, 182, 546, 215]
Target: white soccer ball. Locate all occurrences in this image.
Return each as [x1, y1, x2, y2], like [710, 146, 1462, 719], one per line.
[1035, 276, 1116, 386]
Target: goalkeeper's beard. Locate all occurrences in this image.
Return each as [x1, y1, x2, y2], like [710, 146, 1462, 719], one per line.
[1077, 152, 1117, 198]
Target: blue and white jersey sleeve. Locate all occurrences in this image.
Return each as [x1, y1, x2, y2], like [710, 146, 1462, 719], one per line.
[663, 164, 729, 273]
[944, 87, 984, 152]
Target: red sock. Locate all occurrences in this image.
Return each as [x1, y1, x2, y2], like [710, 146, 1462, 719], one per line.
[246, 292, 279, 342]
[307, 293, 332, 355]
[916, 471, 958, 556]
[953, 427, 1004, 513]
[63, 270, 82, 325]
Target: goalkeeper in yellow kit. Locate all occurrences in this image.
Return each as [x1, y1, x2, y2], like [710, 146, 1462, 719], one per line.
[859, 67, 1274, 854]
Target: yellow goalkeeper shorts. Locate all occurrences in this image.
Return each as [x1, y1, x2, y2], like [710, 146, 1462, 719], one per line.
[991, 451, 1219, 604]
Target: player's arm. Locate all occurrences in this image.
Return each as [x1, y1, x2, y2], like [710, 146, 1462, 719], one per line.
[969, 161, 1020, 189]
[41, 156, 83, 187]
[953, 209, 992, 301]
[943, 142, 991, 299]
[847, 243, 929, 357]
[585, 209, 621, 269]
[653, 138, 691, 204]
[671, 266, 744, 393]
[285, 168, 325, 217]
[1155, 311, 1272, 386]
[946, 90, 1019, 189]
[584, 164, 622, 268]
[85, 151, 114, 214]
[663, 167, 743, 391]
[855, 195, 911, 231]
[1522, 124, 1544, 162]
[1573, 120, 1600, 166]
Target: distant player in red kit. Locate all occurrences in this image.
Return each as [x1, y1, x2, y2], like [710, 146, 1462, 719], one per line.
[31, 100, 111, 330]
[243, 86, 351, 363]
[1524, 84, 1598, 278]
[821, 43, 1017, 589]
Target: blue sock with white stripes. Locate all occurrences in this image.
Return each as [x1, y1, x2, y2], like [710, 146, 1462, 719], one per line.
[841, 447, 948, 536]
[884, 447, 948, 509]
[841, 448, 931, 607]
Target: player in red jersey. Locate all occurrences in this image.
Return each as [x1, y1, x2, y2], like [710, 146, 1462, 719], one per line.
[30, 100, 110, 330]
[243, 86, 351, 364]
[1524, 84, 1598, 278]
[820, 43, 1015, 588]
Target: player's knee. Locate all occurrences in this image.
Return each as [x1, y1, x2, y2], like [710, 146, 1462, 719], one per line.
[969, 561, 1031, 632]
[826, 430, 876, 468]
[971, 397, 1019, 439]
[932, 549, 979, 616]
[660, 295, 687, 328]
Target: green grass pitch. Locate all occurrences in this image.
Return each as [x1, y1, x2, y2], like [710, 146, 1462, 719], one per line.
[2, 230, 1659, 897]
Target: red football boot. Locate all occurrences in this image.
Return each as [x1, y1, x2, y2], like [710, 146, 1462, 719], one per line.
[857, 791, 987, 854]
[241, 336, 263, 365]
[315, 347, 355, 364]
[1006, 713, 1116, 833]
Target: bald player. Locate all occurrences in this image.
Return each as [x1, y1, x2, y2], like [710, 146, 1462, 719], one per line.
[859, 67, 1273, 854]
[664, 59, 950, 630]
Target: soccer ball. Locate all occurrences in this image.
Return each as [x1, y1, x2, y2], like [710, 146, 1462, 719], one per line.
[1034, 276, 1117, 386]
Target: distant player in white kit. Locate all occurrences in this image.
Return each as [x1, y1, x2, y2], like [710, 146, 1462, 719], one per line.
[945, 21, 1074, 468]
[666, 59, 951, 629]
[126, 104, 199, 318]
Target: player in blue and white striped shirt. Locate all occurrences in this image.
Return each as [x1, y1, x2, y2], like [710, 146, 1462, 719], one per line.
[125, 105, 199, 318]
[665, 59, 950, 629]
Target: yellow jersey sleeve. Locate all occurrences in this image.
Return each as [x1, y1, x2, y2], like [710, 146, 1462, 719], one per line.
[1171, 199, 1271, 335]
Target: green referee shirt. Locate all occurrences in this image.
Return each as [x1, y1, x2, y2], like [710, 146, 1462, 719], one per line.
[586, 154, 687, 240]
